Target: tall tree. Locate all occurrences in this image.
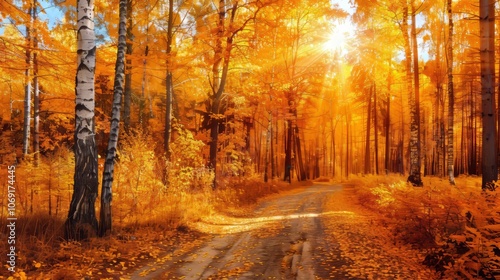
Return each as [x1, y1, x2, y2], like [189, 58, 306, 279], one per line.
[22, 1, 33, 156]
[66, 0, 99, 240]
[33, 0, 40, 165]
[207, 1, 263, 187]
[446, 0, 455, 184]
[480, 0, 497, 189]
[365, 84, 373, 174]
[403, 1, 423, 186]
[100, 0, 127, 237]
[164, 0, 174, 159]
[123, 0, 133, 129]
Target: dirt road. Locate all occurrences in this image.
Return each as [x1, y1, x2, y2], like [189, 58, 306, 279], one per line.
[131, 184, 437, 279]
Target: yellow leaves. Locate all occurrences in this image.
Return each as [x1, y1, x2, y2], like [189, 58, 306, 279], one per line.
[7, 271, 27, 280]
[33, 261, 42, 268]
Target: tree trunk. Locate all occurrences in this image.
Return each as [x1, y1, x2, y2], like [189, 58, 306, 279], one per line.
[66, 0, 99, 240]
[164, 0, 174, 159]
[264, 118, 270, 182]
[345, 113, 350, 177]
[374, 84, 379, 175]
[99, 0, 127, 237]
[32, 0, 39, 165]
[284, 118, 293, 183]
[270, 113, 276, 179]
[123, 0, 133, 130]
[480, 0, 497, 189]
[385, 84, 391, 174]
[294, 125, 306, 181]
[209, 1, 239, 188]
[23, 2, 33, 156]
[447, 0, 456, 185]
[365, 85, 372, 174]
[406, 3, 423, 186]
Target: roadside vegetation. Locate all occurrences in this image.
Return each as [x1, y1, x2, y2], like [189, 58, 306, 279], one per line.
[344, 174, 500, 279]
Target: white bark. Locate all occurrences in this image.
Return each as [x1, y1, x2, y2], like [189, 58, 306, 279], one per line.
[66, 0, 98, 240]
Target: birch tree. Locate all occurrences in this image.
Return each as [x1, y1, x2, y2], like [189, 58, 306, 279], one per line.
[33, 0, 40, 165]
[22, 1, 33, 156]
[66, 0, 99, 240]
[100, 0, 127, 237]
[409, 1, 423, 186]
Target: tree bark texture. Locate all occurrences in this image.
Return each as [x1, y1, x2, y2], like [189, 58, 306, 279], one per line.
[23, 2, 33, 156]
[164, 0, 174, 159]
[123, 0, 133, 129]
[99, 0, 127, 237]
[66, 0, 99, 240]
[447, 0, 456, 185]
[480, 0, 497, 189]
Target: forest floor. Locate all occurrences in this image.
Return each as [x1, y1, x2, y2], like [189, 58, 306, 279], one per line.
[127, 183, 439, 279]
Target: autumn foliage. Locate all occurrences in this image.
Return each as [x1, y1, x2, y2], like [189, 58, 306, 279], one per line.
[2, 0, 500, 278]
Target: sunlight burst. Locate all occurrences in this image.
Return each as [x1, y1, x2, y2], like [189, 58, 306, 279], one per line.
[322, 23, 351, 52]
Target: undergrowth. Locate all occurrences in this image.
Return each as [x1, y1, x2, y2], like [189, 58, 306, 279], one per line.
[346, 174, 500, 279]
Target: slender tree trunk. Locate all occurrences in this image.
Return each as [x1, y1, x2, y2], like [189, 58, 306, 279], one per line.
[284, 118, 292, 182]
[23, 2, 33, 156]
[385, 87, 391, 174]
[345, 113, 350, 177]
[294, 125, 306, 181]
[66, 0, 98, 240]
[32, 0, 39, 165]
[405, 3, 423, 186]
[164, 0, 174, 159]
[270, 112, 276, 179]
[480, 0, 497, 189]
[264, 117, 270, 182]
[99, 0, 127, 237]
[412, 2, 422, 185]
[365, 85, 372, 174]
[374, 84, 379, 175]
[123, 0, 133, 130]
[460, 97, 465, 174]
[447, 0, 456, 185]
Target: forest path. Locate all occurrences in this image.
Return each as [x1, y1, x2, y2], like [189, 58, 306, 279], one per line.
[130, 184, 438, 279]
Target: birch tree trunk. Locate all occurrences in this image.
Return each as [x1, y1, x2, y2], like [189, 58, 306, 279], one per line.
[33, 0, 40, 165]
[410, 2, 422, 186]
[447, 0, 456, 185]
[99, 0, 127, 237]
[403, 3, 423, 186]
[65, 0, 99, 240]
[23, 2, 33, 156]
[480, 0, 497, 189]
